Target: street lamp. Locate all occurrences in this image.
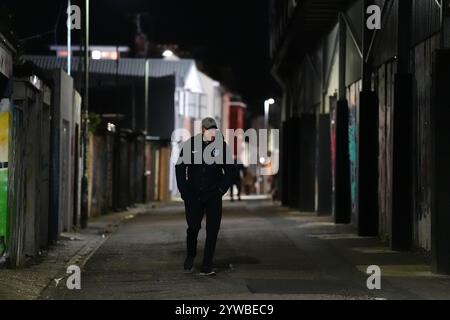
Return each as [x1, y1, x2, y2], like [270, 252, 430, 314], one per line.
[258, 98, 275, 195]
[264, 98, 275, 129]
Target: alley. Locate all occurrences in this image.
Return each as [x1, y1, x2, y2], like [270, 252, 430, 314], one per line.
[41, 201, 450, 300]
[4, 0, 450, 305]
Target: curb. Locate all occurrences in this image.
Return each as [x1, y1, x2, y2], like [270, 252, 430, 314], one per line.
[38, 204, 162, 299]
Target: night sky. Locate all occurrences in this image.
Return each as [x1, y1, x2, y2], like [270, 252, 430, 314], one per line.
[2, 0, 276, 116]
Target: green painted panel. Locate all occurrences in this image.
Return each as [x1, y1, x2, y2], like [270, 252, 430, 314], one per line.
[0, 169, 7, 238]
[0, 99, 10, 254]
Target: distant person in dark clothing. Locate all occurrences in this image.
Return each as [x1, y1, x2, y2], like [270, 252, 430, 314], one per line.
[243, 171, 256, 195]
[271, 173, 280, 203]
[230, 159, 245, 202]
[175, 117, 234, 276]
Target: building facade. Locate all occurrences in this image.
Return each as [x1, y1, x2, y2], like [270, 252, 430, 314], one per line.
[270, 0, 450, 274]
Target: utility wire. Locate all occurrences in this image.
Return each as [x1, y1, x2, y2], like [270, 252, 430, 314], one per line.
[18, 30, 55, 42]
[17, 2, 64, 44]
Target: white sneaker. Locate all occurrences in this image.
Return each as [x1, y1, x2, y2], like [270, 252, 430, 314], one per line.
[199, 269, 216, 276]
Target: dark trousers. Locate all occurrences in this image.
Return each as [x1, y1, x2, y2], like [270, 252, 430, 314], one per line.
[184, 193, 222, 269]
[230, 182, 241, 200]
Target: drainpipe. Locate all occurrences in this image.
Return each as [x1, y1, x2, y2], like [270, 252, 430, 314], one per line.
[80, 0, 89, 229]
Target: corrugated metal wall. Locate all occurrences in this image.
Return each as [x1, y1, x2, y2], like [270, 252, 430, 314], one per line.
[346, 0, 364, 46]
[325, 24, 340, 108]
[9, 79, 52, 266]
[279, 0, 445, 249]
[323, 24, 339, 84]
[293, 54, 322, 115]
[412, 34, 440, 251]
[369, 0, 441, 248]
[345, 1, 363, 86]
[8, 95, 25, 266]
[345, 29, 362, 86]
[372, 0, 398, 67]
[375, 61, 397, 238]
[412, 0, 441, 46]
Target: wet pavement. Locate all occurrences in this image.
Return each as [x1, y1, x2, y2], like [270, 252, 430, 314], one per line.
[41, 200, 450, 300]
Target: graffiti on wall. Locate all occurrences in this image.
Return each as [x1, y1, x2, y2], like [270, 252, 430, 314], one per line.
[0, 98, 10, 255]
[349, 117, 357, 211]
[347, 82, 361, 217]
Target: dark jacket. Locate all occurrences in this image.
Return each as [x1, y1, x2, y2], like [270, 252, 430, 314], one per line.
[232, 163, 246, 183]
[175, 134, 234, 201]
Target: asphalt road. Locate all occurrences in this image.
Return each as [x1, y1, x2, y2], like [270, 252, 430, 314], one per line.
[41, 200, 450, 300]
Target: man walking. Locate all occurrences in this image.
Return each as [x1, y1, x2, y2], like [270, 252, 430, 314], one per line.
[175, 118, 234, 276]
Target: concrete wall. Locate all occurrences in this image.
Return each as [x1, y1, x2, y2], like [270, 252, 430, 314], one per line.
[50, 69, 75, 242]
[72, 90, 82, 227]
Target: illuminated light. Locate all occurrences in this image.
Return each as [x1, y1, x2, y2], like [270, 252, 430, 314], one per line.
[89, 50, 119, 60]
[57, 50, 69, 57]
[31, 75, 38, 85]
[109, 51, 119, 60]
[267, 98, 275, 105]
[92, 50, 101, 60]
[29, 75, 42, 90]
[162, 50, 174, 58]
[259, 157, 266, 165]
[107, 122, 116, 132]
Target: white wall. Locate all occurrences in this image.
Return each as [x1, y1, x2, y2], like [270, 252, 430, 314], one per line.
[199, 72, 222, 127]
